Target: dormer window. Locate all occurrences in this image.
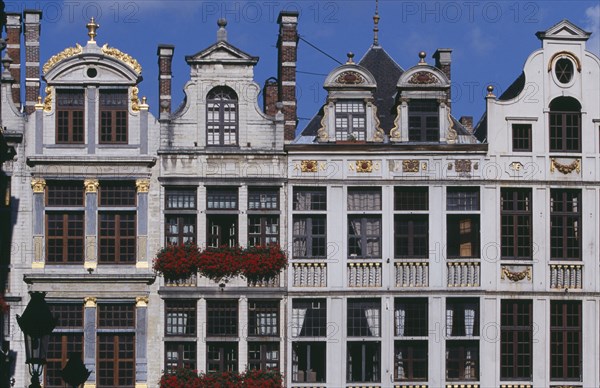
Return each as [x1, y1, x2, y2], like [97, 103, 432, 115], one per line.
[549, 97, 581, 153]
[207, 86, 238, 146]
[555, 58, 574, 84]
[99, 89, 128, 144]
[56, 89, 85, 144]
[408, 99, 439, 142]
[335, 100, 366, 141]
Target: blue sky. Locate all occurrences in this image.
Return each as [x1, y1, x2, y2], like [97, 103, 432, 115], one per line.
[5, 0, 600, 127]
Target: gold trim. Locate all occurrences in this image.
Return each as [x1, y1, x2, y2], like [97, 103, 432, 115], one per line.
[548, 50, 582, 73]
[136, 179, 150, 193]
[501, 266, 532, 282]
[136, 261, 149, 269]
[43, 44, 83, 74]
[84, 297, 97, 308]
[371, 102, 384, 142]
[446, 112, 457, 143]
[84, 261, 97, 270]
[31, 178, 46, 193]
[356, 160, 373, 173]
[402, 160, 419, 173]
[550, 158, 580, 174]
[101, 44, 142, 74]
[43, 86, 53, 112]
[84, 179, 99, 193]
[389, 104, 402, 141]
[455, 159, 472, 173]
[136, 296, 149, 307]
[301, 160, 318, 173]
[31, 261, 45, 269]
[131, 86, 140, 112]
[317, 108, 329, 142]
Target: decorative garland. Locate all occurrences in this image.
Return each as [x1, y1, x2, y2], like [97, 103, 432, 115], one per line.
[500, 266, 532, 282]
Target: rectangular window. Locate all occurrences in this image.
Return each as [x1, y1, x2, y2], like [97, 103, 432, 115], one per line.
[335, 100, 366, 141]
[292, 299, 326, 337]
[97, 304, 135, 388]
[501, 188, 532, 260]
[207, 215, 237, 248]
[165, 300, 196, 336]
[207, 188, 238, 210]
[206, 300, 238, 336]
[45, 304, 84, 388]
[550, 189, 581, 260]
[447, 215, 480, 258]
[248, 215, 279, 246]
[99, 181, 136, 207]
[292, 342, 326, 382]
[447, 187, 480, 211]
[348, 216, 381, 258]
[292, 215, 326, 258]
[550, 300, 581, 380]
[394, 215, 428, 258]
[248, 188, 279, 210]
[500, 300, 532, 380]
[165, 188, 197, 246]
[248, 300, 279, 336]
[512, 124, 532, 152]
[394, 341, 427, 381]
[347, 342, 380, 383]
[165, 342, 196, 374]
[248, 342, 279, 371]
[99, 89, 128, 144]
[446, 340, 479, 381]
[45, 182, 85, 264]
[408, 99, 439, 142]
[347, 298, 380, 337]
[550, 111, 581, 152]
[348, 188, 381, 211]
[446, 298, 479, 337]
[394, 187, 428, 211]
[445, 299, 479, 380]
[56, 89, 84, 144]
[394, 298, 428, 337]
[293, 187, 326, 211]
[207, 342, 238, 372]
[98, 212, 136, 264]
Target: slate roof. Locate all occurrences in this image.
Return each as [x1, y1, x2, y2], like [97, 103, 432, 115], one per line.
[499, 72, 526, 101]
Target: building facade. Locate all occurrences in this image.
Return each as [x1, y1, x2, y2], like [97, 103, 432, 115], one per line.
[0, 7, 599, 388]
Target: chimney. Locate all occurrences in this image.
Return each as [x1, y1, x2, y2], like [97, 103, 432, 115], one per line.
[157, 44, 175, 120]
[23, 9, 42, 115]
[433, 48, 452, 81]
[263, 77, 278, 116]
[277, 11, 298, 142]
[5, 13, 21, 107]
[459, 116, 474, 134]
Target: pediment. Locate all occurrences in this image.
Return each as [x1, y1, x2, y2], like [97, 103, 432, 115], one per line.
[397, 65, 450, 88]
[186, 41, 259, 65]
[536, 20, 591, 41]
[324, 64, 376, 89]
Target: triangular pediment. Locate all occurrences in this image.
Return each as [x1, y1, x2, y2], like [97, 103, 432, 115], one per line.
[185, 41, 259, 65]
[536, 20, 591, 41]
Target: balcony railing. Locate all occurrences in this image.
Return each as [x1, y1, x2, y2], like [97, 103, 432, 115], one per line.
[348, 262, 382, 287]
[395, 261, 429, 287]
[292, 262, 327, 287]
[550, 264, 582, 289]
[447, 261, 480, 287]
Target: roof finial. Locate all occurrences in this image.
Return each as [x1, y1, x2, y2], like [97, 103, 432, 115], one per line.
[373, 0, 380, 46]
[418, 51, 427, 64]
[346, 52, 355, 64]
[86, 17, 99, 42]
[217, 18, 228, 42]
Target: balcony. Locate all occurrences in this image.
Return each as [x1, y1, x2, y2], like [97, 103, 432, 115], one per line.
[395, 261, 429, 287]
[447, 261, 480, 287]
[292, 262, 327, 287]
[348, 262, 382, 287]
[550, 264, 582, 289]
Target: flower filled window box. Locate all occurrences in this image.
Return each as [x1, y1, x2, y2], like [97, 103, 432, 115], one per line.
[153, 243, 202, 282]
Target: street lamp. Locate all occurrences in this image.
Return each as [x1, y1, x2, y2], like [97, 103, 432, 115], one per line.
[61, 352, 91, 388]
[16, 291, 57, 388]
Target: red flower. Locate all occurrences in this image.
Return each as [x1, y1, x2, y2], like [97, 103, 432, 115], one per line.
[197, 245, 243, 282]
[153, 243, 201, 281]
[159, 368, 283, 388]
[241, 245, 287, 282]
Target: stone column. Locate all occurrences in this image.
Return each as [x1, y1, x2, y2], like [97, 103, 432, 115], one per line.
[197, 297, 207, 373]
[31, 178, 45, 268]
[83, 297, 97, 387]
[136, 179, 149, 268]
[238, 296, 248, 370]
[84, 179, 99, 269]
[135, 296, 149, 388]
[238, 185, 248, 247]
[87, 87, 96, 154]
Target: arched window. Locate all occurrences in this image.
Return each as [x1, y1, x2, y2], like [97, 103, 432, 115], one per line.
[207, 86, 238, 146]
[549, 97, 581, 152]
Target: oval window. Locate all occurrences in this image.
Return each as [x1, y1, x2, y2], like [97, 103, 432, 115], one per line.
[555, 58, 573, 84]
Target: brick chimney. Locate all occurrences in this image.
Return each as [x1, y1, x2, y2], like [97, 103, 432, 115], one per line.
[23, 9, 42, 115]
[5, 13, 21, 107]
[263, 77, 278, 116]
[459, 116, 474, 134]
[277, 11, 298, 142]
[157, 44, 175, 120]
[433, 48, 452, 105]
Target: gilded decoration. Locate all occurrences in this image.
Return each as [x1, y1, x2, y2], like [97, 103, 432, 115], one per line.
[84, 297, 97, 308]
[301, 160, 318, 173]
[501, 266, 532, 282]
[510, 162, 523, 171]
[131, 86, 140, 112]
[136, 179, 150, 193]
[371, 103, 384, 142]
[42, 43, 83, 74]
[446, 112, 457, 143]
[43, 86, 52, 112]
[101, 44, 142, 74]
[355, 160, 373, 173]
[402, 160, 419, 173]
[389, 105, 402, 141]
[31, 178, 46, 193]
[408, 71, 439, 84]
[336, 71, 365, 85]
[136, 296, 149, 307]
[547, 50, 582, 72]
[84, 179, 99, 193]
[317, 108, 329, 142]
[455, 160, 472, 173]
[550, 158, 580, 174]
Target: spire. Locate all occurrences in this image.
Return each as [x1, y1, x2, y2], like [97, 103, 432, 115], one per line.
[373, 0, 380, 46]
[87, 17, 99, 42]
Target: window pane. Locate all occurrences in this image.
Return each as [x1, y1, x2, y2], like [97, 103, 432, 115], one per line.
[248, 301, 279, 336]
[447, 187, 480, 211]
[292, 299, 326, 337]
[293, 187, 326, 211]
[165, 300, 197, 336]
[347, 298, 380, 337]
[206, 300, 238, 336]
[207, 188, 238, 209]
[394, 187, 428, 210]
[348, 188, 381, 211]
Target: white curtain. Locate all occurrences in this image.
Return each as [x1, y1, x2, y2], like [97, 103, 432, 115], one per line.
[366, 219, 381, 257]
[295, 192, 310, 211]
[292, 307, 307, 337]
[167, 312, 187, 335]
[446, 308, 453, 337]
[464, 305, 476, 337]
[396, 349, 405, 379]
[256, 312, 276, 336]
[465, 349, 473, 378]
[395, 305, 406, 336]
[293, 218, 307, 257]
[364, 308, 380, 337]
[350, 218, 362, 254]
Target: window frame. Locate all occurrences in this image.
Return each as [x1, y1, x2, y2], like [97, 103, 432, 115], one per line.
[97, 303, 135, 388]
[165, 187, 198, 246]
[248, 342, 280, 371]
[248, 300, 279, 337]
[512, 123, 532, 152]
[165, 300, 197, 337]
[206, 300, 238, 337]
[56, 89, 85, 144]
[206, 342, 238, 373]
[550, 300, 582, 381]
[500, 299, 533, 380]
[45, 304, 84, 388]
[501, 188, 532, 260]
[347, 298, 381, 337]
[394, 340, 428, 381]
[550, 189, 581, 261]
[346, 341, 381, 383]
[408, 99, 439, 142]
[292, 299, 327, 338]
[99, 89, 129, 144]
[206, 87, 239, 146]
[165, 342, 196, 374]
[334, 100, 366, 141]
